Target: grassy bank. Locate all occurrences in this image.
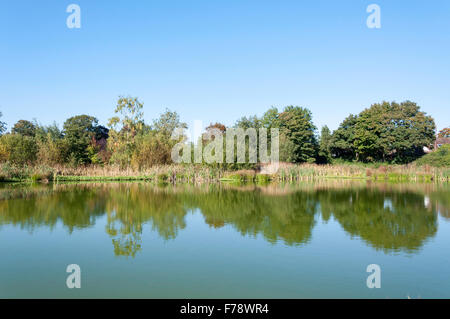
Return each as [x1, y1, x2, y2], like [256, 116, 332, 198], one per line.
[1, 162, 449, 184]
[223, 163, 450, 183]
[0, 163, 225, 183]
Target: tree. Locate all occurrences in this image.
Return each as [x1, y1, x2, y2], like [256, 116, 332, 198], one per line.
[108, 96, 146, 167]
[205, 122, 226, 134]
[131, 132, 173, 169]
[261, 107, 279, 129]
[152, 108, 187, 139]
[35, 122, 64, 141]
[0, 134, 38, 165]
[233, 106, 317, 164]
[317, 126, 332, 164]
[108, 96, 145, 133]
[63, 115, 106, 165]
[277, 106, 318, 163]
[235, 115, 260, 130]
[11, 120, 36, 137]
[353, 101, 435, 163]
[331, 101, 435, 163]
[27, 122, 68, 165]
[330, 114, 358, 161]
[438, 128, 450, 138]
[37, 136, 70, 166]
[353, 106, 385, 162]
[0, 112, 6, 136]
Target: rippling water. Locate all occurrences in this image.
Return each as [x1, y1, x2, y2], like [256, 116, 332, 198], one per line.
[0, 181, 449, 298]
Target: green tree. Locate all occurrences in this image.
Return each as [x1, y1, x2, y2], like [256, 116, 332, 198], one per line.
[330, 114, 358, 161]
[331, 101, 435, 163]
[152, 108, 187, 139]
[131, 132, 173, 169]
[108, 96, 145, 167]
[130, 109, 188, 169]
[0, 134, 38, 165]
[235, 115, 261, 130]
[354, 101, 435, 163]
[11, 120, 37, 137]
[317, 126, 332, 164]
[233, 106, 317, 164]
[277, 106, 318, 163]
[63, 115, 106, 165]
[261, 107, 279, 129]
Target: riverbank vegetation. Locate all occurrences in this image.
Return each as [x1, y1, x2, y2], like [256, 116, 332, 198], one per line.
[0, 98, 449, 183]
[0, 162, 448, 183]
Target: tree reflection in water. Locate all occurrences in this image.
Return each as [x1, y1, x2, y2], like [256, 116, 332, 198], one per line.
[0, 182, 448, 257]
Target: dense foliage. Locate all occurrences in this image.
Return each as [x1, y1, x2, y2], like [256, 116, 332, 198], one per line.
[329, 101, 436, 163]
[0, 98, 444, 168]
[234, 105, 318, 163]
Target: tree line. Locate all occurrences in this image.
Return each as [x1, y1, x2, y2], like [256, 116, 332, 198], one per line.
[0, 97, 447, 168]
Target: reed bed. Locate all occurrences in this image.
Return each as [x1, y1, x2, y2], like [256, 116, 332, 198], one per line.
[272, 163, 449, 183]
[0, 162, 448, 183]
[0, 163, 227, 183]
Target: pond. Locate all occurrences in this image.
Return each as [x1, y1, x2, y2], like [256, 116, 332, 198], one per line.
[0, 181, 449, 298]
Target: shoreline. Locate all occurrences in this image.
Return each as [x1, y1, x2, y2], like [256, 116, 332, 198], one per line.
[1, 172, 448, 184]
[1, 163, 449, 184]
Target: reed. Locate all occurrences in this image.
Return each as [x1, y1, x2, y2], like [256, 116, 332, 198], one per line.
[0, 162, 448, 183]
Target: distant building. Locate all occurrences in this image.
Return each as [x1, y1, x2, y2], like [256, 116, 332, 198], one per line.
[434, 137, 450, 149]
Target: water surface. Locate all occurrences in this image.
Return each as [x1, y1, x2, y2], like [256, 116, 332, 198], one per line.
[0, 181, 449, 298]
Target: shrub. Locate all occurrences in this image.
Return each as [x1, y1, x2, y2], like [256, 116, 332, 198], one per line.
[0, 134, 38, 165]
[415, 145, 450, 167]
[131, 133, 172, 169]
[37, 137, 70, 166]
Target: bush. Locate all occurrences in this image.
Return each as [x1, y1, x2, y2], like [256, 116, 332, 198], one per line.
[0, 134, 38, 165]
[415, 145, 450, 167]
[131, 133, 172, 169]
[37, 137, 70, 166]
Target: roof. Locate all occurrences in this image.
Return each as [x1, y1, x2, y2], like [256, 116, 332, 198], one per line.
[435, 137, 450, 145]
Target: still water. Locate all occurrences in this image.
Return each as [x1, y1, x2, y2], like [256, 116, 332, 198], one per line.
[0, 181, 449, 298]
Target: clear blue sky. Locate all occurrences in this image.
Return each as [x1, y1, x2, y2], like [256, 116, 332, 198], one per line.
[1, 0, 449, 133]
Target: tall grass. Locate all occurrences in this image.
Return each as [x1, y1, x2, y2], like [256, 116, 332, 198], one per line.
[272, 163, 449, 183]
[0, 162, 448, 183]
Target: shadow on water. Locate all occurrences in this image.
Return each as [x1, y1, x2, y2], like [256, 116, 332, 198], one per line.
[0, 181, 449, 257]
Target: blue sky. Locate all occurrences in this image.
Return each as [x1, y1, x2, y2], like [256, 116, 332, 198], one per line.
[1, 0, 449, 133]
